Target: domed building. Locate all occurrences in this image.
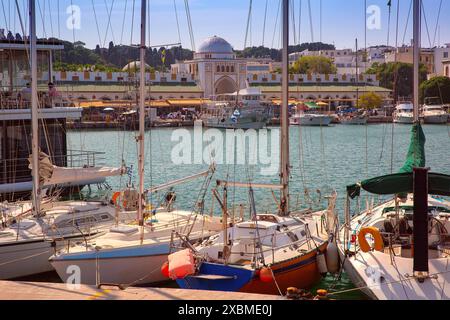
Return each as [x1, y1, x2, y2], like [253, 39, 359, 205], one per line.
[122, 61, 151, 72]
[171, 36, 247, 98]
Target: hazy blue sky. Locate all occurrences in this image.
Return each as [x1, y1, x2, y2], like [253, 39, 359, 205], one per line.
[2, 0, 449, 50]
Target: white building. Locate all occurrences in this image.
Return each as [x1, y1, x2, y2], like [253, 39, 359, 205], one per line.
[434, 44, 450, 76]
[171, 36, 247, 98]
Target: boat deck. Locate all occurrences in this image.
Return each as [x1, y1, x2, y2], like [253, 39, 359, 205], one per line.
[0, 280, 283, 300]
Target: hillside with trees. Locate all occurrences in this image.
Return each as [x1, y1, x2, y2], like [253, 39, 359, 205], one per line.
[51, 38, 335, 72]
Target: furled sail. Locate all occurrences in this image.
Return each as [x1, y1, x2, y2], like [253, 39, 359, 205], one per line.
[28, 151, 125, 187]
[347, 124, 449, 198]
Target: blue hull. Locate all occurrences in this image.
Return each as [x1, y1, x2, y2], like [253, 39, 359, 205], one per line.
[176, 262, 254, 292]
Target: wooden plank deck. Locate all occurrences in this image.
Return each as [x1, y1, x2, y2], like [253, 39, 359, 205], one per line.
[0, 281, 284, 300]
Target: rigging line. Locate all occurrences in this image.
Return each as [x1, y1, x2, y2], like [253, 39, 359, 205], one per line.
[57, 0, 60, 38]
[291, 0, 296, 46]
[14, 0, 30, 68]
[387, 0, 392, 46]
[120, 0, 128, 45]
[36, 0, 47, 38]
[244, 0, 252, 49]
[262, 0, 268, 46]
[102, 0, 117, 48]
[402, 0, 412, 45]
[432, 0, 442, 48]
[420, 0, 431, 49]
[130, 0, 136, 46]
[319, 0, 322, 43]
[184, 0, 196, 51]
[173, 0, 182, 46]
[91, 0, 103, 48]
[307, 0, 313, 42]
[47, 0, 54, 37]
[298, 0, 302, 45]
[271, 0, 281, 49]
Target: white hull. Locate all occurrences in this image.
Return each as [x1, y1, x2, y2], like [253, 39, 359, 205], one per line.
[51, 243, 170, 285]
[423, 114, 448, 124]
[204, 119, 267, 130]
[0, 235, 84, 279]
[393, 116, 414, 124]
[290, 115, 332, 126]
[340, 117, 368, 125]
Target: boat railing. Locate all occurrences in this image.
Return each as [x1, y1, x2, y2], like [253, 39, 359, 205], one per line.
[0, 150, 107, 184]
[0, 92, 74, 110]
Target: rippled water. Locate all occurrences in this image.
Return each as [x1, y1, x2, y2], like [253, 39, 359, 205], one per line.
[67, 124, 450, 299]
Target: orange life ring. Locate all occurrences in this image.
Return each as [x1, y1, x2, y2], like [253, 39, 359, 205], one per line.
[358, 227, 384, 253]
[112, 192, 123, 206]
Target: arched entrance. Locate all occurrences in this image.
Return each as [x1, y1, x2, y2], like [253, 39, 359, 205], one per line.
[215, 76, 237, 95]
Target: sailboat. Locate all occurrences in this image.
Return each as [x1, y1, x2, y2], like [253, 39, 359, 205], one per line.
[336, 0, 450, 300]
[165, 0, 339, 295]
[49, 1, 226, 286]
[0, 0, 134, 280]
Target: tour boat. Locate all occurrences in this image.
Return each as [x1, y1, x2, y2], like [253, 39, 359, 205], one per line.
[393, 103, 414, 124]
[202, 88, 272, 130]
[422, 98, 448, 124]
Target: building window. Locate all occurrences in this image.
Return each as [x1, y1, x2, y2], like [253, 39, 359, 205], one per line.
[226, 66, 230, 72]
[217, 65, 220, 72]
[231, 66, 235, 72]
[446, 66, 449, 77]
[444, 52, 449, 58]
[221, 66, 225, 72]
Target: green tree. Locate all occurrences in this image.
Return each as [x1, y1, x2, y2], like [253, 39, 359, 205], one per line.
[419, 76, 450, 104]
[291, 56, 337, 74]
[358, 92, 383, 109]
[366, 62, 427, 98]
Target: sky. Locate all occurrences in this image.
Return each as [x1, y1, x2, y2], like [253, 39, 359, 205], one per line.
[1, 0, 449, 50]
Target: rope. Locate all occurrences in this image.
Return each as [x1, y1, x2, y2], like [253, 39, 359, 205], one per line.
[432, 0, 443, 47]
[402, 0, 413, 45]
[173, 0, 182, 46]
[0, 249, 52, 267]
[102, 0, 116, 48]
[244, 0, 253, 49]
[184, 0, 196, 51]
[271, 0, 281, 49]
[262, 0, 268, 46]
[307, 0, 314, 42]
[91, 0, 103, 48]
[120, 0, 128, 45]
[420, 0, 432, 49]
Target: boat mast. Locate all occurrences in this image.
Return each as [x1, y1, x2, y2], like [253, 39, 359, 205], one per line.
[355, 38, 359, 108]
[413, 0, 420, 122]
[30, 0, 40, 217]
[280, 0, 290, 216]
[138, 0, 147, 244]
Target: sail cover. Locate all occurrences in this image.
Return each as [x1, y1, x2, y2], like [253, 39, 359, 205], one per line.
[347, 124, 450, 198]
[29, 151, 124, 187]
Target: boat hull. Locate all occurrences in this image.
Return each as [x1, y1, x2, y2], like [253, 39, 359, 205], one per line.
[177, 242, 327, 295]
[203, 119, 267, 130]
[50, 243, 171, 286]
[423, 114, 448, 124]
[393, 116, 414, 124]
[0, 235, 83, 279]
[340, 117, 368, 125]
[290, 116, 332, 127]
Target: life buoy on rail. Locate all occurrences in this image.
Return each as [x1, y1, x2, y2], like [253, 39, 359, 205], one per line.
[111, 192, 123, 206]
[358, 227, 384, 253]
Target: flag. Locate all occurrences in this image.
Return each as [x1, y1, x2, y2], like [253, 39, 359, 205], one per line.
[161, 49, 166, 64]
[387, 0, 392, 6]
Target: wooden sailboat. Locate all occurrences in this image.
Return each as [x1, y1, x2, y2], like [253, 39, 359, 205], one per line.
[336, 0, 450, 300]
[167, 0, 339, 295]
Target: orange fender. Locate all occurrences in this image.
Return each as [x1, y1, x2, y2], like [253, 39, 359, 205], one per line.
[358, 227, 384, 253]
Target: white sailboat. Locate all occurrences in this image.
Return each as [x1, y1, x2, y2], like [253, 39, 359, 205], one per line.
[49, 1, 226, 287]
[336, 0, 450, 300]
[0, 0, 130, 280]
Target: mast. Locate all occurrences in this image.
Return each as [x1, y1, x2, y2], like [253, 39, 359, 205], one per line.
[30, 0, 40, 217]
[355, 38, 359, 108]
[138, 0, 147, 244]
[413, 0, 420, 122]
[279, 0, 290, 217]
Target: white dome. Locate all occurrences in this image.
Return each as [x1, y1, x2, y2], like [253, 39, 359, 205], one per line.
[122, 61, 150, 71]
[197, 36, 233, 54]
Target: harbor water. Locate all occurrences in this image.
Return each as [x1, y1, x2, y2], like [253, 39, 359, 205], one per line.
[62, 124, 449, 299]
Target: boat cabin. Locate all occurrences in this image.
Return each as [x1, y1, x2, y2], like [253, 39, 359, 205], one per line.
[0, 40, 85, 201]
